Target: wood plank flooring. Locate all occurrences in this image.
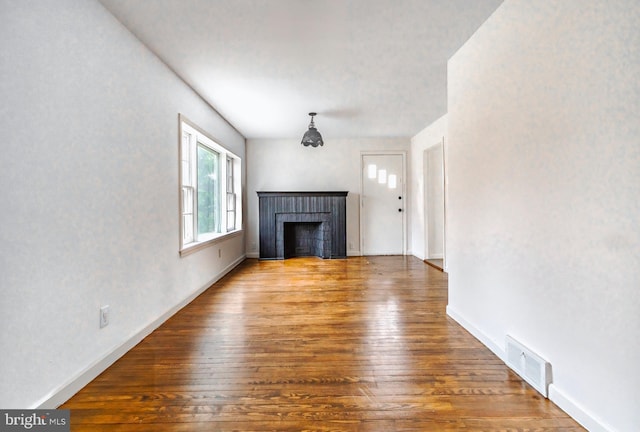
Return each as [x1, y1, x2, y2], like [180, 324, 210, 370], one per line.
[62, 256, 584, 431]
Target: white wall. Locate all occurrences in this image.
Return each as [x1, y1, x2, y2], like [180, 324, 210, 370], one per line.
[409, 115, 447, 260]
[0, 0, 245, 408]
[446, 1, 640, 431]
[246, 138, 410, 257]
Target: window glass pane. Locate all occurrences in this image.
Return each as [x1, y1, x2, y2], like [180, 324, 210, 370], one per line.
[181, 161, 191, 186]
[181, 133, 191, 161]
[378, 169, 387, 184]
[388, 174, 397, 189]
[368, 164, 377, 179]
[182, 187, 193, 213]
[226, 157, 234, 193]
[197, 144, 220, 236]
[183, 215, 193, 243]
[227, 211, 235, 231]
[227, 193, 235, 211]
[181, 133, 191, 186]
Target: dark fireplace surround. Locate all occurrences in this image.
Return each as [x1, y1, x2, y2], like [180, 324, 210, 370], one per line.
[257, 191, 347, 259]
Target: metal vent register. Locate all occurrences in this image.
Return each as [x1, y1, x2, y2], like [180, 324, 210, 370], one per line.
[505, 335, 552, 397]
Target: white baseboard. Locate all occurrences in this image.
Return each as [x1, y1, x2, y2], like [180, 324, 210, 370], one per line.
[446, 305, 613, 432]
[445, 305, 506, 363]
[347, 250, 361, 256]
[36, 254, 247, 409]
[410, 252, 446, 261]
[410, 251, 425, 260]
[245, 251, 259, 259]
[549, 385, 614, 432]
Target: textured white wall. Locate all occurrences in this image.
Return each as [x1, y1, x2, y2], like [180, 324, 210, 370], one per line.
[246, 138, 410, 257]
[409, 115, 447, 260]
[447, 1, 640, 430]
[0, 0, 245, 408]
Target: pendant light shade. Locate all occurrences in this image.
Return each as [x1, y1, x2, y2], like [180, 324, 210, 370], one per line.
[301, 112, 324, 147]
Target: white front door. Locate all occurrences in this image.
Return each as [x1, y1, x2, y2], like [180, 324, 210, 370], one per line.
[361, 153, 405, 255]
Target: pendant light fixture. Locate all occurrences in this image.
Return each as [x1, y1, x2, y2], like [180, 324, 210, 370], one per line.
[301, 112, 324, 147]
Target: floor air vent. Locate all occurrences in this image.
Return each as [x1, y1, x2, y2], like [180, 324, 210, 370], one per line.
[505, 335, 552, 397]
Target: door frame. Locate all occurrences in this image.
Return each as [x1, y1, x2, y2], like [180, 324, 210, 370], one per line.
[424, 139, 445, 261]
[422, 138, 447, 271]
[359, 151, 407, 256]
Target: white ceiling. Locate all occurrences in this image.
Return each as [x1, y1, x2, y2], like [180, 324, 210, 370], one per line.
[98, 0, 503, 139]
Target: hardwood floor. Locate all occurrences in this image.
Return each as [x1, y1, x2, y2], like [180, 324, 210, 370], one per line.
[62, 256, 583, 431]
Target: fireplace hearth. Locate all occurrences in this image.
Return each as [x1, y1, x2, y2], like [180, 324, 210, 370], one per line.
[257, 192, 347, 259]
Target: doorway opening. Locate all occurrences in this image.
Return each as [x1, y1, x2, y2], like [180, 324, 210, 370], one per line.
[424, 140, 446, 271]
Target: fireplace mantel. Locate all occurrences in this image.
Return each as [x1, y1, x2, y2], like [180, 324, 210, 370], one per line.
[257, 191, 348, 259]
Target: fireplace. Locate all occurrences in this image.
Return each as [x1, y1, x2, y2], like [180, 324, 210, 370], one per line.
[283, 221, 327, 258]
[277, 213, 331, 258]
[257, 192, 347, 259]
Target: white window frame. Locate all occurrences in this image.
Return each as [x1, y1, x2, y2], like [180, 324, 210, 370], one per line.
[226, 156, 236, 231]
[179, 114, 242, 256]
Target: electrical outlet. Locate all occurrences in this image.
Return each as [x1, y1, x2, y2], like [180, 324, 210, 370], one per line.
[100, 305, 109, 328]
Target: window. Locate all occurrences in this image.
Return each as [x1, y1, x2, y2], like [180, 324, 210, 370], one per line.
[226, 156, 236, 231]
[179, 115, 242, 255]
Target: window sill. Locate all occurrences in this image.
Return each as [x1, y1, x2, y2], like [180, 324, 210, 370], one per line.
[180, 229, 243, 257]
